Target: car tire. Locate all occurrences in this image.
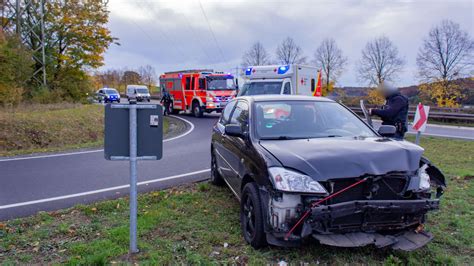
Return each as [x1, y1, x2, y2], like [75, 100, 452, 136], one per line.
[98, 99, 102, 103]
[210, 150, 224, 186]
[241, 182, 267, 249]
[193, 101, 203, 118]
[147, 99, 151, 102]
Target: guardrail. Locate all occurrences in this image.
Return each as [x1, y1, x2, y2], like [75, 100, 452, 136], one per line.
[347, 106, 474, 123]
[145, 94, 474, 124]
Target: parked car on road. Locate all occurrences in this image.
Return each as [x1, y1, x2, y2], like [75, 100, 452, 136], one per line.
[96, 88, 120, 103]
[210, 95, 446, 251]
[126, 85, 151, 102]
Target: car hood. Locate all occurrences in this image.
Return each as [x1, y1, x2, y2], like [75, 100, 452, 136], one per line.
[259, 137, 424, 180]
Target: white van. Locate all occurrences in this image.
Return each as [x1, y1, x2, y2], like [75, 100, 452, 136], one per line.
[126, 85, 151, 102]
[239, 64, 318, 96]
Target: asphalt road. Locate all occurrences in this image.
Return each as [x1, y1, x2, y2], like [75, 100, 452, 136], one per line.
[0, 114, 219, 220]
[0, 111, 472, 221]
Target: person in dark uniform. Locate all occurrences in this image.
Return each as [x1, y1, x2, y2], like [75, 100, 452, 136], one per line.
[160, 89, 172, 116]
[369, 82, 409, 139]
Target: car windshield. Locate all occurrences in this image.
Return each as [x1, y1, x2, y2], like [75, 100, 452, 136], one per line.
[105, 89, 118, 94]
[207, 77, 235, 90]
[136, 88, 149, 94]
[238, 82, 282, 96]
[255, 101, 376, 139]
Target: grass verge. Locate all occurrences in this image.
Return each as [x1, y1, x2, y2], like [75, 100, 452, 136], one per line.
[0, 137, 473, 264]
[0, 104, 169, 157]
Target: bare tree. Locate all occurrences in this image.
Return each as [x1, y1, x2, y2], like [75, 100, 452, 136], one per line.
[276, 37, 307, 64]
[357, 36, 405, 86]
[94, 69, 122, 90]
[121, 70, 141, 85]
[138, 65, 157, 89]
[416, 20, 473, 107]
[241, 42, 271, 66]
[417, 20, 473, 82]
[313, 38, 348, 90]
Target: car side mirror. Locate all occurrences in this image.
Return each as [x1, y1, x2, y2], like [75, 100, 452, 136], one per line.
[225, 124, 243, 137]
[378, 125, 397, 137]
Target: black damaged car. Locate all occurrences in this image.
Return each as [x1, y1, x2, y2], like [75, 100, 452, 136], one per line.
[210, 95, 446, 251]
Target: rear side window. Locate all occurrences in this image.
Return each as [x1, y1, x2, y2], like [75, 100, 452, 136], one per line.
[220, 101, 236, 125]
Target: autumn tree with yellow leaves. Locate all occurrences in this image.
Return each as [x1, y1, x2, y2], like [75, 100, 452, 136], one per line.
[2, 0, 116, 103]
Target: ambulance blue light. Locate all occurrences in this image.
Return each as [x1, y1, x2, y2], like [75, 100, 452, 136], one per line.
[245, 67, 252, 75]
[277, 65, 290, 74]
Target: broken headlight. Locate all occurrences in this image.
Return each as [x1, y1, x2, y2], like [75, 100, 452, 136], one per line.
[408, 164, 431, 192]
[268, 167, 328, 194]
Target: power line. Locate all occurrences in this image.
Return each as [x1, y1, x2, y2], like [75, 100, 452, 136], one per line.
[134, 0, 191, 67]
[180, 10, 215, 66]
[198, 0, 226, 63]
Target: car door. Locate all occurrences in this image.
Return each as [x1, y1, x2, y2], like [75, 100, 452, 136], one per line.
[224, 100, 250, 191]
[213, 100, 237, 180]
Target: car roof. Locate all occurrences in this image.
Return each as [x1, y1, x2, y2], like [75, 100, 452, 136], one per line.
[236, 95, 335, 103]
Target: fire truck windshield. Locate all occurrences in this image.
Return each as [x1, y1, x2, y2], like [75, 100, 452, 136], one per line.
[207, 77, 235, 90]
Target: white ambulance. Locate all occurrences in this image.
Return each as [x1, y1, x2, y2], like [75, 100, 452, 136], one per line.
[238, 64, 318, 96]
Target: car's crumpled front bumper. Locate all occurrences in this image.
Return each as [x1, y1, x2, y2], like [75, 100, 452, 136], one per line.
[304, 199, 439, 250]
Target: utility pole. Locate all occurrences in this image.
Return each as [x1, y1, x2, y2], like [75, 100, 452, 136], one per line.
[1, 0, 47, 88]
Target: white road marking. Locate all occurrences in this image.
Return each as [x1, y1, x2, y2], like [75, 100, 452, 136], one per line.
[0, 115, 195, 162]
[0, 169, 210, 210]
[410, 132, 474, 140]
[0, 149, 104, 162]
[166, 115, 195, 141]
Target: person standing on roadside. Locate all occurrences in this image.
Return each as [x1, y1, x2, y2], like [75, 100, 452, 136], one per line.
[160, 89, 172, 116]
[369, 82, 409, 139]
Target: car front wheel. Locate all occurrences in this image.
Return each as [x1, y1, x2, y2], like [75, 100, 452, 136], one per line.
[241, 182, 267, 249]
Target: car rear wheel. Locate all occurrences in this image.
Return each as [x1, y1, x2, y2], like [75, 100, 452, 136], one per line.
[210, 150, 224, 186]
[241, 183, 267, 249]
[193, 102, 203, 117]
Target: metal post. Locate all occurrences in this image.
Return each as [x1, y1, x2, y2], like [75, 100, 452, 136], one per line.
[15, 0, 21, 35]
[40, 0, 46, 86]
[129, 101, 139, 254]
[415, 131, 421, 145]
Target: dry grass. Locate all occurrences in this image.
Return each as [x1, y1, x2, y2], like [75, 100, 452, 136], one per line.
[0, 104, 104, 156]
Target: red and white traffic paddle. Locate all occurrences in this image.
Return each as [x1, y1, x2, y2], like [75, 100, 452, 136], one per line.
[413, 103, 430, 145]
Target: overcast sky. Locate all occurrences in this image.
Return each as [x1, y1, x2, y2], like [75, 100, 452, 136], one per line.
[103, 0, 473, 87]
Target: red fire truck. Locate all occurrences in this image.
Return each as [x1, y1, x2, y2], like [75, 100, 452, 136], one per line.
[159, 69, 237, 117]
